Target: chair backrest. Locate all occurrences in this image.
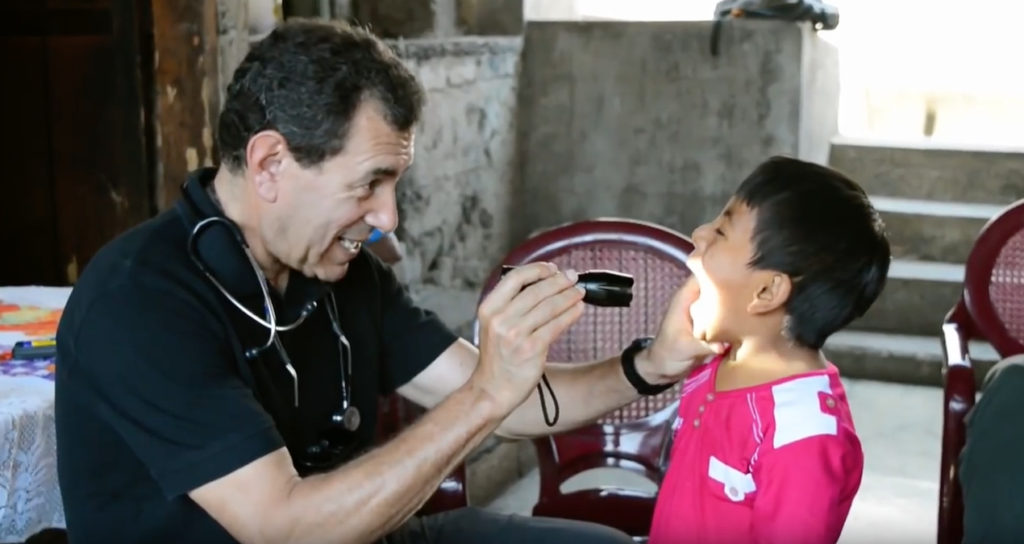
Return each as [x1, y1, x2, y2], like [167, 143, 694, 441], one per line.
[962, 198, 1024, 356]
[474, 218, 694, 490]
[938, 198, 1024, 544]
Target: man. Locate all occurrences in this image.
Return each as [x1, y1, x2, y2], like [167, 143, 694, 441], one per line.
[54, 20, 713, 544]
[959, 354, 1024, 543]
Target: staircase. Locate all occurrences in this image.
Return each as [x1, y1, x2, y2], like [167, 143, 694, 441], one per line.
[822, 137, 1024, 386]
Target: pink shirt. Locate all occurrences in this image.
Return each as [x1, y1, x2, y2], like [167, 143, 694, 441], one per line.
[649, 354, 863, 544]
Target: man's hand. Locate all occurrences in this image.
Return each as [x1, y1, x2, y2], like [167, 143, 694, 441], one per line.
[638, 276, 725, 385]
[472, 262, 585, 413]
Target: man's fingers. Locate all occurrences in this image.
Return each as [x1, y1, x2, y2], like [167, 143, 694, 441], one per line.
[501, 268, 578, 320]
[532, 300, 585, 348]
[515, 281, 585, 334]
[479, 262, 558, 317]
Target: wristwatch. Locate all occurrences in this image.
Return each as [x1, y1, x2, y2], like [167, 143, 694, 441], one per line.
[621, 337, 676, 396]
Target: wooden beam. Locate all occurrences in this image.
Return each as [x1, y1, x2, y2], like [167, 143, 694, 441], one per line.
[151, 0, 220, 210]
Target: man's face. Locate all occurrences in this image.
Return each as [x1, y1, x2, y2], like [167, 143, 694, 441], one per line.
[686, 199, 763, 345]
[260, 100, 413, 283]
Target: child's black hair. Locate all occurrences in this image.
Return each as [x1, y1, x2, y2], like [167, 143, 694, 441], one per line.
[735, 156, 891, 350]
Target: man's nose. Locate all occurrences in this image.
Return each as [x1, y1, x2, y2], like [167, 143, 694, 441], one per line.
[365, 188, 399, 234]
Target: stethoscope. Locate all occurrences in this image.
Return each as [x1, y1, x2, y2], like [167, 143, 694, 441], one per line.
[185, 209, 379, 434]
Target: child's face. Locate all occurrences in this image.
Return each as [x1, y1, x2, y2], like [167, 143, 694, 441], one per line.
[686, 198, 765, 345]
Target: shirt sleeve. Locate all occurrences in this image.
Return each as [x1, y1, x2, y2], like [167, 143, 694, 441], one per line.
[750, 434, 863, 544]
[366, 252, 459, 393]
[60, 276, 284, 499]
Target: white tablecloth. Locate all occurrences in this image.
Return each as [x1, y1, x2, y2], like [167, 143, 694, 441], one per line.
[0, 376, 64, 541]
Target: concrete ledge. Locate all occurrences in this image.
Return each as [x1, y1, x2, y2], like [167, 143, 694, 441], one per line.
[389, 36, 523, 60]
[465, 436, 537, 506]
[826, 331, 999, 387]
[407, 284, 480, 339]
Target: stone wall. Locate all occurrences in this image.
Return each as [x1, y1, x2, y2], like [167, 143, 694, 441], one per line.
[390, 38, 523, 337]
[216, 0, 251, 107]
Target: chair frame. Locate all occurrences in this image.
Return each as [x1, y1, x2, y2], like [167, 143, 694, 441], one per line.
[473, 217, 694, 538]
[938, 198, 1024, 544]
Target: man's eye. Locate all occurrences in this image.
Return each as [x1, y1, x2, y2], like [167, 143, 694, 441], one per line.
[358, 180, 378, 195]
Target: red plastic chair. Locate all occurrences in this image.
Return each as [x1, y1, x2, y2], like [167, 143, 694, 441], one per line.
[376, 395, 469, 514]
[938, 198, 1024, 544]
[474, 218, 694, 539]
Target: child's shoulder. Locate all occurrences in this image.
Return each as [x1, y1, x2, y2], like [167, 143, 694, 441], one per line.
[759, 367, 860, 452]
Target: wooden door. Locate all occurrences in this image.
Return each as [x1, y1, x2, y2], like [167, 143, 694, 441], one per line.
[0, 0, 154, 286]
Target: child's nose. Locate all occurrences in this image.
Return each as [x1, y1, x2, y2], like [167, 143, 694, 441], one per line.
[691, 223, 712, 252]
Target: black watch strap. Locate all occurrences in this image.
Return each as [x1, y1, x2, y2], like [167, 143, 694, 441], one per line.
[621, 337, 675, 396]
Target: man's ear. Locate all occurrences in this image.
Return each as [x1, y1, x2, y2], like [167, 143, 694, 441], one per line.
[245, 130, 289, 202]
[748, 272, 791, 315]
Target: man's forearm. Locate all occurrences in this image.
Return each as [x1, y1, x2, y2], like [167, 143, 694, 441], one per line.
[282, 381, 502, 543]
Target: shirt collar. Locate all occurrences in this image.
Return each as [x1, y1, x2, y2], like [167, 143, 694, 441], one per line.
[177, 167, 331, 321]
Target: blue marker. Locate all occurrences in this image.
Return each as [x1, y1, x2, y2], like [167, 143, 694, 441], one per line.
[367, 229, 386, 244]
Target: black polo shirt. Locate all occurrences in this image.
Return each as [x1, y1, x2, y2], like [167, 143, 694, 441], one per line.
[54, 167, 458, 543]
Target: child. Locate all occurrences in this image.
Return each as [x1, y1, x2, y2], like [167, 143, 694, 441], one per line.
[648, 156, 891, 544]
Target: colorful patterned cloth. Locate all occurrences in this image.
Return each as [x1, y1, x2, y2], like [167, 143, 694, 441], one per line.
[0, 353, 55, 381]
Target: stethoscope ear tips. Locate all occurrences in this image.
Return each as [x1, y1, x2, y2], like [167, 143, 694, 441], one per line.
[244, 347, 260, 360]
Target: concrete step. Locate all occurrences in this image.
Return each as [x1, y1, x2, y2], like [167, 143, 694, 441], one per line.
[853, 260, 963, 336]
[872, 196, 996, 262]
[825, 330, 1000, 386]
[829, 137, 1024, 204]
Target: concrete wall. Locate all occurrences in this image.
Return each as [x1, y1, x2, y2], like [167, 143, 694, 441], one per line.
[516, 20, 839, 240]
[391, 38, 523, 337]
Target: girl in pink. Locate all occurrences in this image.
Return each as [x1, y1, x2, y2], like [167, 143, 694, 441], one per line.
[648, 157, 890, 544]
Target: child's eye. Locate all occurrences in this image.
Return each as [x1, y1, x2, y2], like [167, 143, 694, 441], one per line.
[715, 228, 725, 237]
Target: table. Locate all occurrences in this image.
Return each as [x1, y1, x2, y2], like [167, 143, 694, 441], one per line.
[0, 371, 63, 542]
[0, 286, 69, 542]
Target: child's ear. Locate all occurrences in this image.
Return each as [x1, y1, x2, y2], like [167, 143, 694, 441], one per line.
[748, 273, 791, 315]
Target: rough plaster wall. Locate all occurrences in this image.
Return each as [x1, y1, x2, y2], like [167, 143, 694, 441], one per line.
[216, 0, 251, 107]
[391, 38, 523, 337]
[516, 20, 836, 240]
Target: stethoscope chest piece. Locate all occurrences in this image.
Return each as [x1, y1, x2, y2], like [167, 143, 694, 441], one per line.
[333, 406, 361, 432]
